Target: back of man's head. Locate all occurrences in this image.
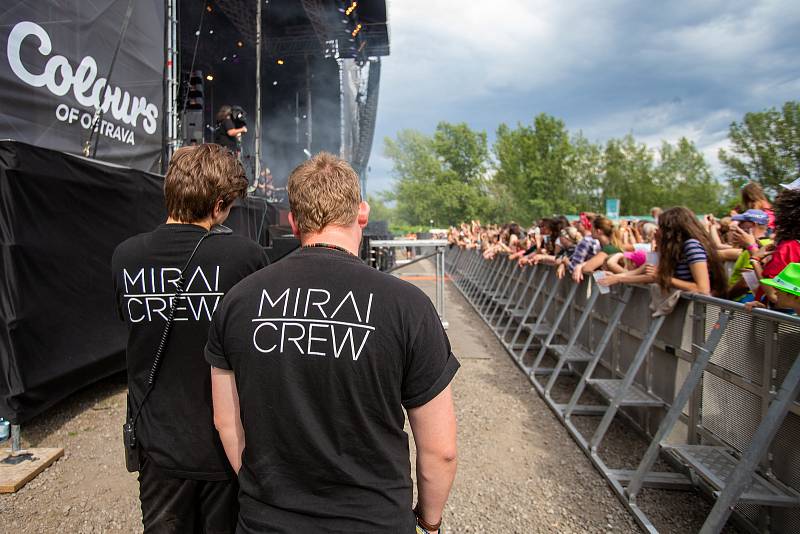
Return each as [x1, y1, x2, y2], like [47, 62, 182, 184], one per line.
[288, 152, 361, 235]
[164, 144, 247, 223]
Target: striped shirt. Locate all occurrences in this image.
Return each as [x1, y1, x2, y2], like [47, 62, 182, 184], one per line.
[568, 236, 600, 273]
[674, 238, 708, 281]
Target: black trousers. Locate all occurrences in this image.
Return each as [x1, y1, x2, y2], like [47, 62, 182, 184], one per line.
[138, 454, 239, 534]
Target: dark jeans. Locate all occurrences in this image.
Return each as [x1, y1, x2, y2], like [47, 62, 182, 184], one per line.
[138, 454, 238, 534]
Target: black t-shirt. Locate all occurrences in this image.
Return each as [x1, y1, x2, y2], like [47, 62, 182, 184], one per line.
[112, 223, 268, 480]
[205, 247, 459, 533]
[215, 117, 238, 150]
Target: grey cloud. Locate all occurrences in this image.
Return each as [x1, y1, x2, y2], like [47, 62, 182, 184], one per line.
[367, 0, 800, 194]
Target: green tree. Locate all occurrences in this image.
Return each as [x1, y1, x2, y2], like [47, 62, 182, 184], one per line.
[654, 137, 722, 214]
[493, 113, 576, 223]
[602, 134, 656, 215]
[718, 101, 800, 193]
[366, 193, 395, 223]
[383, 122, 491, 226]
[567, 132, 604, 213]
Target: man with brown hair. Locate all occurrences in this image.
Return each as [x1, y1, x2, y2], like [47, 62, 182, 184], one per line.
[112, 144, 269, 533]
[207, 152, 459, 533]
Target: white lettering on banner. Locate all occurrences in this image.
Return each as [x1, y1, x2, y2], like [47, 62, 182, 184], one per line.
[121, 266, 222, 322]
[252, 288, 375, 361]
[54, 104, 136, 145]
[6, 21, 159, 136]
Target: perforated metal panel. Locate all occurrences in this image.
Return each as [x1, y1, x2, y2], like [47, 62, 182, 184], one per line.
[771, 412, 800, 532]
[775, 321, 800, 386]
[704, 303, 767, 385]
[701, 373, 761, 452]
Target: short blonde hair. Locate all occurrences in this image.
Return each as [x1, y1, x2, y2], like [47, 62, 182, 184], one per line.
[287, 152, 361, 234]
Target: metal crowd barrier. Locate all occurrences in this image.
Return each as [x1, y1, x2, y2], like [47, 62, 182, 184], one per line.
[370, 239, 448, 328]
[445, 247, 800, 534]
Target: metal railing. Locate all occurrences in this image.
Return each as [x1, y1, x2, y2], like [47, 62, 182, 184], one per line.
[370, 239, 448, 328]
[445, 247, 800, 534]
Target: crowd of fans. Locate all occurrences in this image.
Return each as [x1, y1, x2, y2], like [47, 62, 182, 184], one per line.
[448, 180, 800, 314]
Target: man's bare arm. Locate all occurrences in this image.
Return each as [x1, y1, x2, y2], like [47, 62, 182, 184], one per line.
[407, 385, 457, 531]
[211, 367, 245, 473]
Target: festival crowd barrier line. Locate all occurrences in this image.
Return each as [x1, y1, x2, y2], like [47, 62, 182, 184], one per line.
[445, 247, 800, 534]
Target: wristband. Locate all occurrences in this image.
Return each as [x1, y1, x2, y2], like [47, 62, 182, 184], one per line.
[747, 243, 759, 253]
[414, 505, 441, 533]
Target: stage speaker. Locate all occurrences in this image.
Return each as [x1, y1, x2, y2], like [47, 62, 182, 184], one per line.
[187, 71, 204, 110]
[182, 110, 204, 145]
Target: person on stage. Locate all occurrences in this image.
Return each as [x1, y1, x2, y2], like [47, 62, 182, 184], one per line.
[112, 144, 269, 533]
[255, 167, 276, 198]
[214, 105, 247, 155]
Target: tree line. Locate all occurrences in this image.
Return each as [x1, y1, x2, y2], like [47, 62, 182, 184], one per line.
[371, 100, 800, 228]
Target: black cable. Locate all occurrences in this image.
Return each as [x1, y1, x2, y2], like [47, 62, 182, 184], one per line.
[86, 0, 136, 158]
[180, 2, 207, 119]
[129, 229, 213, 431]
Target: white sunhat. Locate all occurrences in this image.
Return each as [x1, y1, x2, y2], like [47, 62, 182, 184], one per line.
[780, 177, 800, 190]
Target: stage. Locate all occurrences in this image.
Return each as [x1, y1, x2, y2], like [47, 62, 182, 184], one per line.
[0, 1, 389, 424]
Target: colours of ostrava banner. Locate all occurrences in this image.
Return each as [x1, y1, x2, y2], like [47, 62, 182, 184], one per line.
[0, 141, 272, 424]
[0, 1, 165, 172]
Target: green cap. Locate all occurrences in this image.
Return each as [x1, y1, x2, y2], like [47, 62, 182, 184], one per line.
[760, 263, 800, 297]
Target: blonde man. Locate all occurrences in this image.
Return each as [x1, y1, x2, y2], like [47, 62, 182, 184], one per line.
[112, 144, 269, 533]
[207, 152, 459, 533]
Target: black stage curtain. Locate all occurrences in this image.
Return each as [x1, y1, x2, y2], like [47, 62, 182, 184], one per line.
[0, 140, 273, 423]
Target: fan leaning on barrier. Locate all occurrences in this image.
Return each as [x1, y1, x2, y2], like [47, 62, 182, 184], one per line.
[445, 247, 800, 534]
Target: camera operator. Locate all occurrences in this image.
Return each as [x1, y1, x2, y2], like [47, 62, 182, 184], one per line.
[112, 144, 269, 533]
[214, 105, 247, 155]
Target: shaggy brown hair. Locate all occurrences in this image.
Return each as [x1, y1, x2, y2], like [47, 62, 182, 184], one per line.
[774, 189, 800, 243]
[741, 182, 771, 210]
[287, 152, 361, 234]
[163, 144, 247, 222]
[656, 207, 727, 297]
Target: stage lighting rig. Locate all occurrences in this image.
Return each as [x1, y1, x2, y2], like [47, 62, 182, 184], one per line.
[336, 0, 364, 60]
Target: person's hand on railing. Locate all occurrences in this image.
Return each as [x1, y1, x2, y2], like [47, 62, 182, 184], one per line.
[556, 262, 566, 279]
[597, 273, 617, 287]
[745, 300, 766, 312]
[572, 263, 585, 283]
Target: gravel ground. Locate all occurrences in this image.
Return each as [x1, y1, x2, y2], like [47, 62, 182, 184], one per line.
[0, 258, 741, 533]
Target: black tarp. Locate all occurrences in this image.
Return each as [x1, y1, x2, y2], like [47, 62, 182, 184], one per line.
[0, 140, 274, 423]
[0, 1, 166, 172]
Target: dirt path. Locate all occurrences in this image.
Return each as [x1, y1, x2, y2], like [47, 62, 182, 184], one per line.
[3, 259, 643, 533]
[402, 262, 640, 534]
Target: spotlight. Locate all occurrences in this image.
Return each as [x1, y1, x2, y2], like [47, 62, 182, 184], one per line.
[277, 59, 285, 65]
[345, 1, 358, 16]
[237, 41, 243, 47]
[206, 74, 214, 81]
[351, 23, 362, 37]
[206, 4, 212, 12]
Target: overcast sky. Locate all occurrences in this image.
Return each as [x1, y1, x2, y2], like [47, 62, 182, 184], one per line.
[365, 0, 800, 195]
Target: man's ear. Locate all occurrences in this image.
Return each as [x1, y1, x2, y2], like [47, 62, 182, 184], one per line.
[357, 201, 370, 229]
[288, 212, 301, 238]
[213, 199, 225, 218]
